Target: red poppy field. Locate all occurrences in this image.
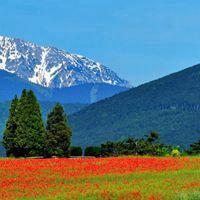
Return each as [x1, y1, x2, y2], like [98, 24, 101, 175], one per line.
[0, 157, 199, 200]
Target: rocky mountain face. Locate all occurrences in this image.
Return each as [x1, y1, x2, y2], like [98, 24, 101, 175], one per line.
[0, 36, 131, 88]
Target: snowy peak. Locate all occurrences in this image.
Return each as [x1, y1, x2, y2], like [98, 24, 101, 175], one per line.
[0, 35, 131, 88]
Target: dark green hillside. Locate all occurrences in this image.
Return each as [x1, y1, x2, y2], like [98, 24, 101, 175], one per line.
[69, 64, 200, 147]
[39, 102, 88, 121]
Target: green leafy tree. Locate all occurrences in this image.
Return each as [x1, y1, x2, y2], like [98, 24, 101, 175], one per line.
[15, 90, 45, 157]
[45, 103, 72, 157]
[146, 131, 159, 143]
[3, 95, 19, 157]
[101, 141, 117, 157]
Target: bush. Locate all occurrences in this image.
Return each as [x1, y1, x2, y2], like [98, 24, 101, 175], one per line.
[85, 146, 101, 157]
[156, 146, 172, 156]
[70, 146, 82, 156]
[171, 149, 180, 157]
[187, 139, 200, 155]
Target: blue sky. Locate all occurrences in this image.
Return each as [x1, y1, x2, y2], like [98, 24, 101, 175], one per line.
[1, 0, 200, 86]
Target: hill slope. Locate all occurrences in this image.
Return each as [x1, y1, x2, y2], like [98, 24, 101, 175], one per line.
[69, 64, 200, 147]
[0, 70, 128, 103]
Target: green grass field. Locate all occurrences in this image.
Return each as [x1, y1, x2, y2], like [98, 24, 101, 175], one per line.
[0, 157, 199, 200]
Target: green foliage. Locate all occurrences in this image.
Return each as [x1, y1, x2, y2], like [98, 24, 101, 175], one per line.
[156, 146, 172, 156]
[15, 90, 46, 157]
[85, 146, 101, 157]
[146, 131, 159, 143]
[70, 146, 82, 156]
[3, 96, 19, 157]
[3, 90, 46, 157]
[171, 149, 181, 157]
[101, 132, 173, 157]
[2, 91, 75, 158]
[0, 102, 86, 136]
[188, 139, 200, 155]
[101, 141, 117, 157]
[45, 103, 72, 157]
[0, 101, 85, 157]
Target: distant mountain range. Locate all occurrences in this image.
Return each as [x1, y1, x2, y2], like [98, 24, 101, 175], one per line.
[0, 35, 131, 156]
[1, 35, 200, 151]
[0, 35, 131, 88]
[69, 64, 200, 147]
[0, 36, 131, 103]
[0, 70, 128, 103]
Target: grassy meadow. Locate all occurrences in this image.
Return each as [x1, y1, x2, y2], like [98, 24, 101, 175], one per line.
[0, 156, 199, 200]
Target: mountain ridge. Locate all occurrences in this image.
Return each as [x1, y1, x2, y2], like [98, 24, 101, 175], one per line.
[0, 70, 128, 103]
[0, 35, 131, 88]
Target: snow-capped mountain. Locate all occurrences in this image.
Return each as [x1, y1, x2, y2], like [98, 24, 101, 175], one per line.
[0, 36, 131, 88]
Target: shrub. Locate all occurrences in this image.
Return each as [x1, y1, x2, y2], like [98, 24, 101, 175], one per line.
[157, 146, 172, 156]
[70, 146, 82, 156]
[171, 149, 180, 157]
[187, 139, 200, 155]
[85, 146, 101, 157]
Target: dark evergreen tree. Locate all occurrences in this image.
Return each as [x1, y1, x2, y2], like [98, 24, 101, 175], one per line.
[45, 103, 72, 157]
[3, 95, 19, 157]
[15, 90, 45, 157]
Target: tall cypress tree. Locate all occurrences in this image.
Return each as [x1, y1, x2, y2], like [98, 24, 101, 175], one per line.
[3, 95, 19, 157]
[45, 103, 72, 157]
[15, 90, 46, 157]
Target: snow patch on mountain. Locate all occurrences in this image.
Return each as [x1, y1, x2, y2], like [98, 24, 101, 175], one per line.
[0, 35, 131, 88]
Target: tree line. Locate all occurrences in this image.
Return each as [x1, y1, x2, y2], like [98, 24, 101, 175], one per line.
[81, 132, 177, 157]
[100, 133, 200, 157]
[3, 89, 72, 158]
[2, 89, 199, 158]
[68, 133, 200, 157]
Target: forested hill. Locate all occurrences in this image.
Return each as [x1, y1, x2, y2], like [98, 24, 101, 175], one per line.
[69, 64, 200, 147]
